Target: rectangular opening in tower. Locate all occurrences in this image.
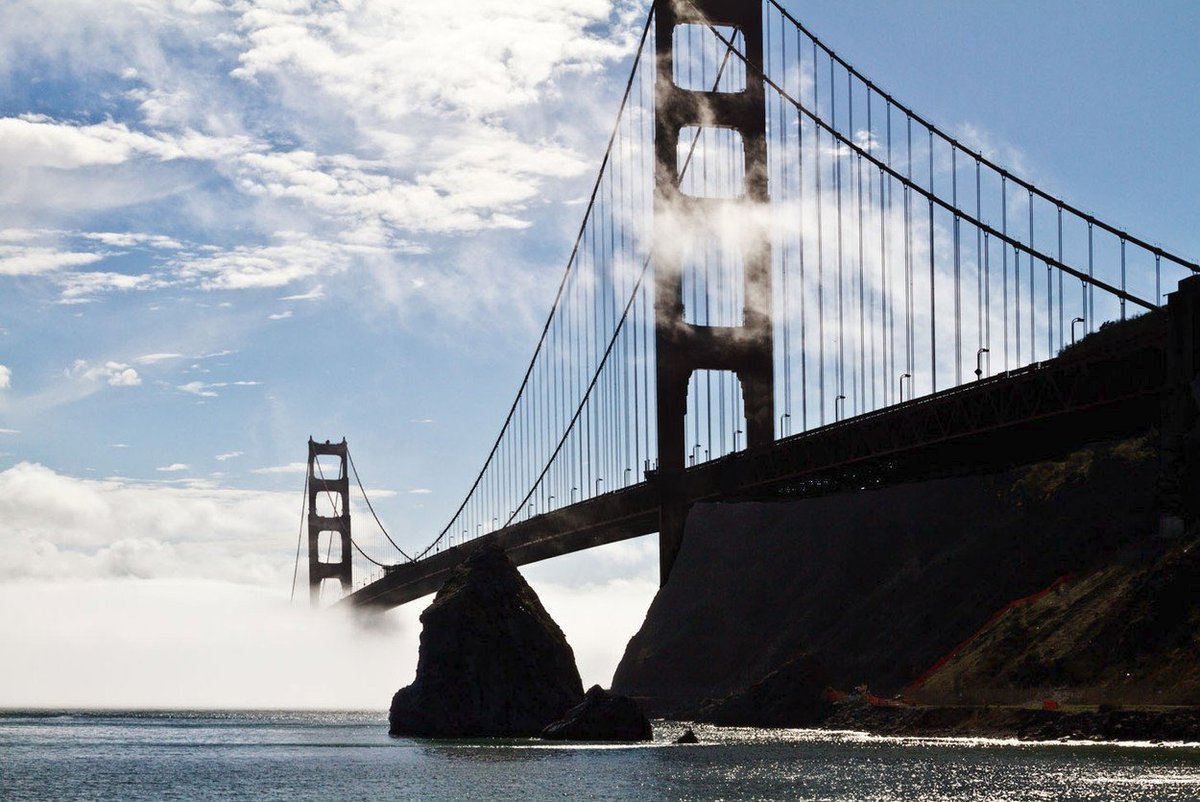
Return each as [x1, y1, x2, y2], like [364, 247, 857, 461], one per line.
[315, 529, 344, 562]
[677, 125, 745, 199]
[672, 24, 746, 93]
[313, 490, 341, 519]
[681, 237, 745, 327]
[311, 453, 343, 480]
[684, 369, 746, 465]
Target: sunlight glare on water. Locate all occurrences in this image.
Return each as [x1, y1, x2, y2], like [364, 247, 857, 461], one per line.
[1, 711, 1198, 801]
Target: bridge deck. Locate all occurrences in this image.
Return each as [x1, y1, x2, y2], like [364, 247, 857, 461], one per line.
[343, 314, 1166, 610]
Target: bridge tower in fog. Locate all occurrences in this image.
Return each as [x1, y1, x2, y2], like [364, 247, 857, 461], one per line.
[654, 0, 774, 583]
[307, 438, 352, 603]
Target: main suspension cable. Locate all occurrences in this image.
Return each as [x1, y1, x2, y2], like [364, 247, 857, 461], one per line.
[347, 447, 412, 562]
[689, 5, 1157, 311]
[763, 0, 1198, 273]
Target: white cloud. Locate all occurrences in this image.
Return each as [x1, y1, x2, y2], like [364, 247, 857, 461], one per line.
[956, 122, 1031, 177]
[0, 462, 294, 578]
[177, 381, 218, 397]
[0, 364, 10, 389]
[0, 428, 19, 435]
[135, 352, 184, 364]
[406, 488, 432, 495]
[177, 380, 259, 397]
[174, 235, 390, 291]
[229, 0, 634, 120]
[252, 462, 307, 475]
[267, 310, 292, 320]
[70, 359, 142, 387]
[0, 114, 257, 170]
[232, 141, 583, 236]
[156, 463, 190, 472]
[82, 231, 184, 250]
[279, 285, 324, 301]
[57, 270, 163, 303]
[215, 451, 243, 461]
[0, 245, 103, 276]
[0, 0, 644, 327]
[0, 462, 659, 705]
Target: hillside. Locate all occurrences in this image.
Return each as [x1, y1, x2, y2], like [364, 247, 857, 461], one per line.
[612, 435, 1199, 728]
[909, 533, 1200, 707]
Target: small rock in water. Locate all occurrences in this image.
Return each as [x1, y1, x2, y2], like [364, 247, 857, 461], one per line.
[674, 727, 699, 744]
[541, 685, 652, 741]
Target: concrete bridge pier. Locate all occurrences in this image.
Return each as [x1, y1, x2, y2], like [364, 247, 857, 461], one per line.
[1160, 275, 1200, 536]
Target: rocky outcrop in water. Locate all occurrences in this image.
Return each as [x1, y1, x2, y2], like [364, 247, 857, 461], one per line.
[388, 540, 584, 738]
[540, 685, 652, 741]
[673, 727, 699, 744]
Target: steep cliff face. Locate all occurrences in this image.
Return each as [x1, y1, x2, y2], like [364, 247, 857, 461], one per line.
[612, 437, 1172, 718]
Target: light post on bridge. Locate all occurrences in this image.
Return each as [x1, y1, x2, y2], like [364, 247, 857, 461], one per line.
[624, 466, 631, 486]
[571, 486, 578, 503]
[595, 477, 603, 496]
[780, 412, 791, 437]
[835, 395, 846, 422]
[1071, 316, 1085, 345]
[975, 347, 990, 381]
[898, 373, 912, 403]
[734, 428, 743, 451]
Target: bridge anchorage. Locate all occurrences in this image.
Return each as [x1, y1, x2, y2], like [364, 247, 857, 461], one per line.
[296, 1, 1198, 611]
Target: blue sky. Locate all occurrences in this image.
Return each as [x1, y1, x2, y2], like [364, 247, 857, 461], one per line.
[0, 1, 1196, 707]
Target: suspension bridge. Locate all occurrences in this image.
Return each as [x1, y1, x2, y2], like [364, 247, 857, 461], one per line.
[297, 0, 1200, 610]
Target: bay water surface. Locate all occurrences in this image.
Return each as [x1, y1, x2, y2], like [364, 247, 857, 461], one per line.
[2, 710, 1199, 801]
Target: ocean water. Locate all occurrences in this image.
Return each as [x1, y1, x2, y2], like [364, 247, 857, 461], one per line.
[2, 711, 1199, 801]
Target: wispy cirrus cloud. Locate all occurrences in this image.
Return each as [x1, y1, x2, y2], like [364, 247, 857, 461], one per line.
[279, 285, 324, 301]
[135, 352, 184, 365]
[251, 462, 306, 475]
[57, 270, 164, 304]
[176, 380, 260, 398]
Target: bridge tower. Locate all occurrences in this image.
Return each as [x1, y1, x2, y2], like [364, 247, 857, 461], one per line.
[654, 0, 773, 584]
[307, 438, 352, 604]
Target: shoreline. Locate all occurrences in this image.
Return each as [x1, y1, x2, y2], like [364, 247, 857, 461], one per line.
[821, 702, 1200, 744]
